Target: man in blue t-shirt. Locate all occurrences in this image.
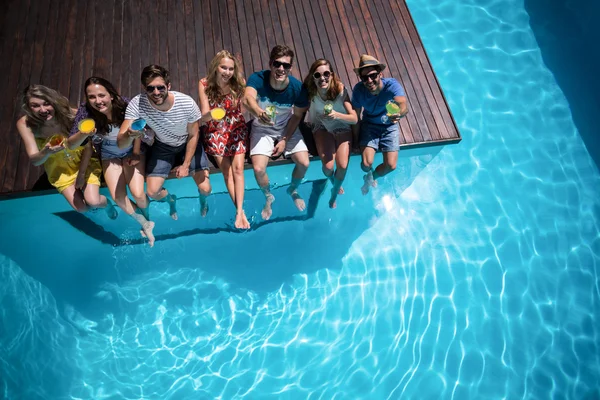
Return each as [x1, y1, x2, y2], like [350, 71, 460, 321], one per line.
[351, 54, 408, 194]
[243, 45, 310, 220]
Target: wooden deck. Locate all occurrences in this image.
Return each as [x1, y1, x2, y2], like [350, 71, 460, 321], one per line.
[0, 0, 460, 195]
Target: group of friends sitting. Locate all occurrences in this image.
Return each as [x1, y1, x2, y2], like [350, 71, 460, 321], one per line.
[16, 45, 408, 247]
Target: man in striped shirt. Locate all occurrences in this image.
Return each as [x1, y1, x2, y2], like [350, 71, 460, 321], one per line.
[118, 65, 211, 220]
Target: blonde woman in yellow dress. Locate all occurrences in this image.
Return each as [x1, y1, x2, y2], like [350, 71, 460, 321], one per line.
[16, 84, 117, 216]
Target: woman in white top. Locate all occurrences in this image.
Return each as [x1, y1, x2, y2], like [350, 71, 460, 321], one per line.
[304, 59, 358, 208]
[69, 77, 155, 246]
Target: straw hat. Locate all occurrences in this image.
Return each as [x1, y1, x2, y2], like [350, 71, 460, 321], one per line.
[353, 54, 387, 74]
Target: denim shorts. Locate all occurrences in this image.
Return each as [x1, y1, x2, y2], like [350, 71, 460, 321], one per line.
[100, 139, 133, 160]
[146, 140, 209, 178]
[359, 122, 400, 152]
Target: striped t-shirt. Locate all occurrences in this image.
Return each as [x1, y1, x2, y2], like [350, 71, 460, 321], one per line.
[125, 91, 201, 146]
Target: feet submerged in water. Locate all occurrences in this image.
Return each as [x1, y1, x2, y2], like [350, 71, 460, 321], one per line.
[287, 186, 306, 212]
[261, 193, 275, 220]
[199, 196, 209, 218]
[235, 211, 251, 229]
[167, 194, 178, 220]
[139, 221, 156, 247]
[361, 171, 377, 195]
[105, 200, 118, 220]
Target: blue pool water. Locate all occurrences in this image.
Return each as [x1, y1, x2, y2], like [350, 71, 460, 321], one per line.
[2, 1, 600, 399]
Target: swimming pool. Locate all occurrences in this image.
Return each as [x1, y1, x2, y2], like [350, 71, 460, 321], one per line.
[2, 1, 599, 399]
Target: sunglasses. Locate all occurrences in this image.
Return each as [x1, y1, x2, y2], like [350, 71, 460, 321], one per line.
[360, 72, 380, 82]
[313, 71, 332, 80]
[146, 85, 167, 92]
[272, 61, 292, 70]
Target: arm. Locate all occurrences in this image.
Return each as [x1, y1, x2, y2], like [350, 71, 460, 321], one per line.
[198, 79, 214, 124]
[388, 95, 408, 124]
[16, 117, 63, 166]
[117, 119, 140, 149]
[176, 121, 200, 178]
[243, 86, 272, 124]
[272, 106, 307, 157]
[325, 88, 358, 125]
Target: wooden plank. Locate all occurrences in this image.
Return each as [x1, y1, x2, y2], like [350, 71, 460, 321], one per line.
[234, 0, 255, 76]
[383, 0, 444, 140]
[259, 0, 277, 52]
[183, 0, 198, 98]
[110, 0, 124, 93]
[242, 0, 263, 73]
[209, 0, 223, 55]
[323, 0, 357, 88]
[193, 0, 208, 80]
[202, 0, 214, 71]
[225, 0, 243, 69]
[397, 1, 459, 139]
[274, 0, 295, 70]
[281, 0, 309, 79]
[157, 0, 169, 73]
[248, 0, 269, 69]
[68, 0, 89, 106]
[1, 0, 32, 193]
[266, 0, 285, 47]
[370, 0, 428, 143]
[175, 0, 190, 95]
[121, 0, 133, 96]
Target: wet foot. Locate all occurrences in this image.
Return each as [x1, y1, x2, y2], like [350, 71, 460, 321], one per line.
[261, 194, 275, 220]
[361, 171, 377, 195]
[105, 200, 118, 220]
[200, 197, 208, 217]
[329, 188, 338, 209]
[338, 186, 344, 195]
[235, 211, 251, 229]
[167, 194, 178, 220]
[287, 187, 306, 212]
[139, 221, 155, 247]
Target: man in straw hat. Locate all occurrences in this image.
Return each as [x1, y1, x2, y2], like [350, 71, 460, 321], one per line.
[351, 54, 408, 194]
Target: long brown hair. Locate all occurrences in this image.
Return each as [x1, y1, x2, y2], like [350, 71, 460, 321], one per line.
[84, 77, 127, 134]
[304, 59, 342, 101]
[204, 50, 246, 104]
[21, 85, 74, 133]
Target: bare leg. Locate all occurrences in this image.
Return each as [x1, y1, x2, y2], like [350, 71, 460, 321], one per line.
[231, 153, 250, 229]
[252, 154, 274, 220]
[60, 185, 89, 213]
[329, 132, 351, 208]
[360, 146, 377, 195]
[214, 155, 235, 203]
[287, 151, 310, 211]
[83, 183, 117, 219]
[147, 176, 177, 220]
[373, 150, 398, 180]
[121, 156, 154, 246]
[193, 169, 212, 217]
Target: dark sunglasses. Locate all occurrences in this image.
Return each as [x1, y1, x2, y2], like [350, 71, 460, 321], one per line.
[360, 72, 380, 82]
[146, 85, 167, 92]
[313, 71, 331, 80]
[272, 60, 292, 70]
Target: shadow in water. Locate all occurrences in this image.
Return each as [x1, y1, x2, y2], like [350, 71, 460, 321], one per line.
[0, 148, 441, 315]
[52, 179, 330, 247]
[525, 0, 600, 168]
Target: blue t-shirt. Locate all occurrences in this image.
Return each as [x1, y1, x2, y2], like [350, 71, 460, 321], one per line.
[352, 78, 405, 125]
[247, 70, 309, 137]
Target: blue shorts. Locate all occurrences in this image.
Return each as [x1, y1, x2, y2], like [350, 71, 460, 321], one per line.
[359, 122, 400, 152]
[146, 140, 209, 178]
[100, 139, 133, 160]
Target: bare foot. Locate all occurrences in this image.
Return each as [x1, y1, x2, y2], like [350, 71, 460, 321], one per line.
[361, 171, 377, 195]
[235, 211, 251, 229]
[167, 194, 178, 220]
[200, 197, 208, 217]
[338, 186, 344, 195]
[287, 187, 306, 211]
[105, 201, 118, 220]
[261, 194, 275, 220]
[329, 188, 338, 209]
[139, 221, 155, 247]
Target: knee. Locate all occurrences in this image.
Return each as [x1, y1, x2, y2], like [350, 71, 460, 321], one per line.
[297, 159, 310, 172]
[198, 179, 212, 197]
[322, 161, 334, 176]
[253, 164, 266, 177]
[129, 186, 146, 202]
[385, 161, 397, 172]
[146, 187, 162, 199]
[72, 199, 88, 213]
[361, 160, 372, 172]
[232, 162, 244, 176]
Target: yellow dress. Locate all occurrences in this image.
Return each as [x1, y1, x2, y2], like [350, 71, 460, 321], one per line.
[35, 137, 102, 193]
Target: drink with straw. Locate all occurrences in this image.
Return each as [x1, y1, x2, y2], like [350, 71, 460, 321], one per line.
[78, 118, 96, 134]
[324, 102, 333, 115]
[265, 105, 277, 124]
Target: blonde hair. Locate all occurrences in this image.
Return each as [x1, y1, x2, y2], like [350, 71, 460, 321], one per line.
[21, 85, 74, 133]
[205, 50, 246, 104]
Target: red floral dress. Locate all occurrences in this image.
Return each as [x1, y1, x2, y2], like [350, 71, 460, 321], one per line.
[201, 79, 248, 156]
